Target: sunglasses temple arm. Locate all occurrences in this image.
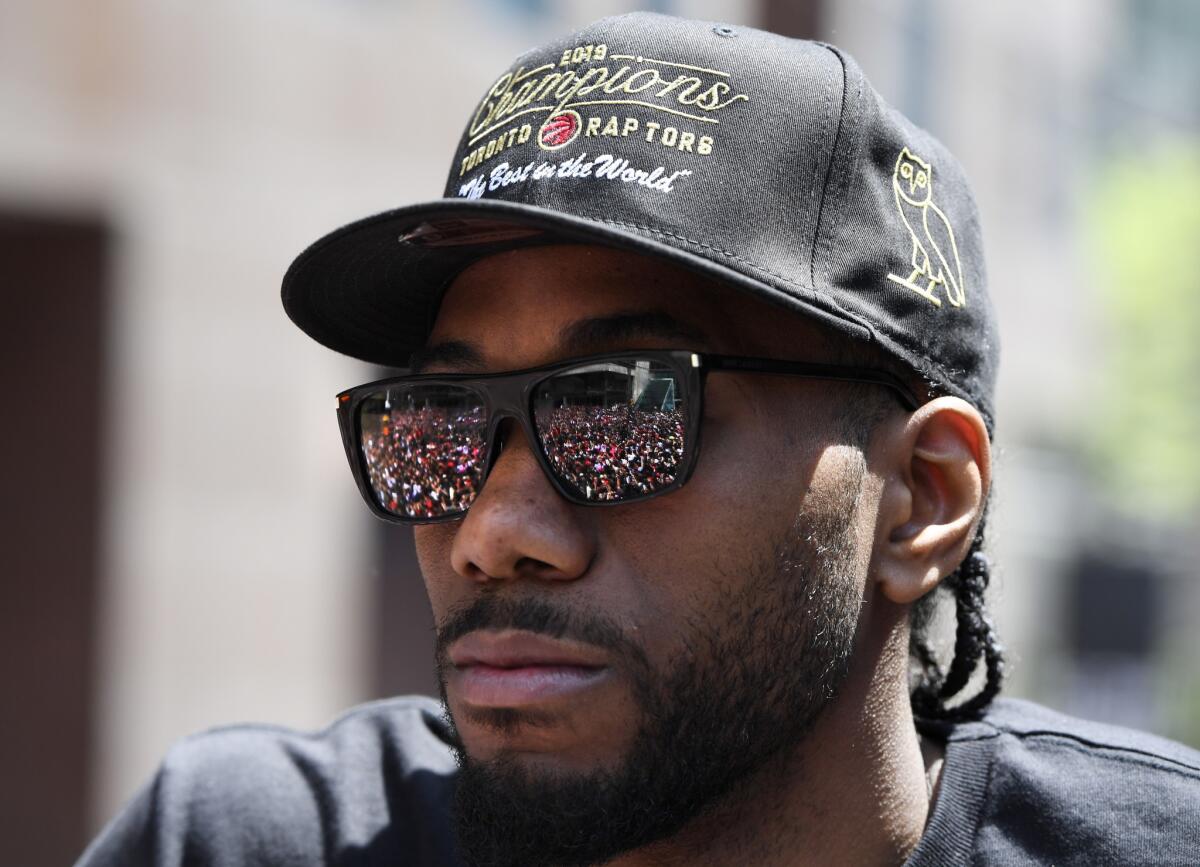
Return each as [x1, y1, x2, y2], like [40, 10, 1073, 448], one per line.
[700, 354, 920, 411]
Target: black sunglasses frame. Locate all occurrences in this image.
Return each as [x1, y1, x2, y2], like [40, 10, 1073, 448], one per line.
[335, 349, 920, 525]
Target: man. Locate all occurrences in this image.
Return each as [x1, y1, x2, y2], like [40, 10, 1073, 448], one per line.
[79, 12, 1200, 867]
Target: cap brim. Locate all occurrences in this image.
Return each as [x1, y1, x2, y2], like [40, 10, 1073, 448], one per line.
[282, 197, 874, 368]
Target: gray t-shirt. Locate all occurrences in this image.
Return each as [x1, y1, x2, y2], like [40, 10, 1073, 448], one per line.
[77, 696, 1200, 866]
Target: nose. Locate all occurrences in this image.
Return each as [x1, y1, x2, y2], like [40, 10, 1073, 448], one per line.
[449, 422, 595, 584]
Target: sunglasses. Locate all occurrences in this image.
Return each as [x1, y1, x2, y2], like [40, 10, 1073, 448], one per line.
[336, 349, 919, 524]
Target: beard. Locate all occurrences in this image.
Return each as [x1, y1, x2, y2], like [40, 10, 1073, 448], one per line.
[434, 468, 866, 867]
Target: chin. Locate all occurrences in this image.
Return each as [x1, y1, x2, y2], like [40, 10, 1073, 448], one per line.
[449, 695, 635, 771]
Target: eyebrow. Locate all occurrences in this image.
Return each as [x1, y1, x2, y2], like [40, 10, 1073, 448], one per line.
[408, 310, 710, 374]
[562, 309, 709, 351]
[407, 340, 485, 374]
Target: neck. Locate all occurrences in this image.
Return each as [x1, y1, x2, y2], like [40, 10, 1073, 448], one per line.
[609, 595, 933, 867]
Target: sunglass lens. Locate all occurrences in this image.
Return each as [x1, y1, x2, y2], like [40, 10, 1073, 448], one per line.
[533, 359, 687, 502]
[357, 385, 487, 520]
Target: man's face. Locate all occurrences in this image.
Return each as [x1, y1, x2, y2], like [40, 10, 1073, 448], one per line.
[413, 244, 882, 866]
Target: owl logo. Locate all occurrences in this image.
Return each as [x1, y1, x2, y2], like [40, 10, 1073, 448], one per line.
[886, 147, 966, 308]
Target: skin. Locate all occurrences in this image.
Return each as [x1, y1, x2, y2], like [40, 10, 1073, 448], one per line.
[413, 243, 990, 866]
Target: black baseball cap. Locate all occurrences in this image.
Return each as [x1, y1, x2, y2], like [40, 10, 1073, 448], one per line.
[282, 11, 999, 429]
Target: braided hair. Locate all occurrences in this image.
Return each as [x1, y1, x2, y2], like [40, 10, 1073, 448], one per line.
[908, 514, 1005, 720]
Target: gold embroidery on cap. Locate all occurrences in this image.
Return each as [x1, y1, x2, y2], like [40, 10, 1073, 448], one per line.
[886, 147, 966, 309]
[608, 55, 735, 79]
[466, 47, 749, 149]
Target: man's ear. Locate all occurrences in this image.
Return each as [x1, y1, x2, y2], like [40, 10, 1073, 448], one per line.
[873, 396, 991, 605]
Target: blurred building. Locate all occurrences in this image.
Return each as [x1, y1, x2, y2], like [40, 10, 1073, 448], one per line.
[1, 1, 1197, 864]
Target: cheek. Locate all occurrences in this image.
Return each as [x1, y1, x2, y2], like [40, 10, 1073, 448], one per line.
[688, 401, 827, 534]
[413, 524, 460, 619]
[596, 414, 823, 635]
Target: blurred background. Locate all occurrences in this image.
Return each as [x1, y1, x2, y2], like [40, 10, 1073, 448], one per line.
[2, 0, 1198, 863]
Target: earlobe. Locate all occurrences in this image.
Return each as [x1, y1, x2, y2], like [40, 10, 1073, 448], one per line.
[875, 397, 990, 605]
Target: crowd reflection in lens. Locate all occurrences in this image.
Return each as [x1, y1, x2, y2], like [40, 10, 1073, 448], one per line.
[361, 405, 486, 519]
[536, 403, 686, 501]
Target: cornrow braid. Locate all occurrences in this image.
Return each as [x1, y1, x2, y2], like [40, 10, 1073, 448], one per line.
[909, 518, 1006, 720]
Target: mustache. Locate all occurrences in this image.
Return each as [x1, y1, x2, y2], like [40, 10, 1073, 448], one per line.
[434, 594, 645, 668]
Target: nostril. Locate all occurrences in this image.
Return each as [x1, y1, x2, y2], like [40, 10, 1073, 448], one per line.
[513, 555, 556, 578]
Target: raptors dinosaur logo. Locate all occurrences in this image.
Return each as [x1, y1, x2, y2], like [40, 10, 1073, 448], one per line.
[538, 110, 582, 151]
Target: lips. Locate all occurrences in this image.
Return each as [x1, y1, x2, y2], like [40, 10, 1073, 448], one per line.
[447, 630, 610, 708]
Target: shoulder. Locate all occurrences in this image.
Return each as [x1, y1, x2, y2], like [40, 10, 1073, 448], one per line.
[76, 696, 462, 867]
[158, 694, 458, 787]
[967, 697, 1200, 801]
[913, 697, 1200, 867]
[956, 695, 1200, 775]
